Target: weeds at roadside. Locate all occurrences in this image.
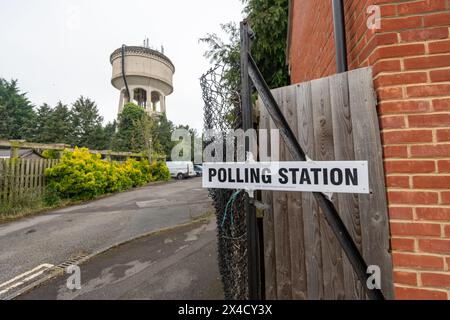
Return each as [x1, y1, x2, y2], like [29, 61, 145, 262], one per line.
[0, 192, 52, 223]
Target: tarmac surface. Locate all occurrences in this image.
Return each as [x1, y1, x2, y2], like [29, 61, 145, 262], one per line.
[0, 178, 214, 298]
[18, 217, 222, 300]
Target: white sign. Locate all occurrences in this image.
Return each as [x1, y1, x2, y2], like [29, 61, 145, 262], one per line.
[202, 161, 369, 194]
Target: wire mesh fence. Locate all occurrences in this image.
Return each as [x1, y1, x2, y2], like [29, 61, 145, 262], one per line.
[200, 64, 248, 299]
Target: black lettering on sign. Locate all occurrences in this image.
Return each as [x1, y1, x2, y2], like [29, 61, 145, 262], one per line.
[310, 168, 321, 184]
[250, 168, 260, 183]
[289, 168, 299, 184]
[323, 168, 328, 185]
[330, 168, 343, 185]
[299, 168, 311, 184]
[228, 168, 235, 183]
[262, 168, 272, 184]
[345, 168, 358, 186]
[218, 168, 226, 182]
[236, 168, 244, 183]
[279, 168, 288, 184]
[209, 168, 217, 182]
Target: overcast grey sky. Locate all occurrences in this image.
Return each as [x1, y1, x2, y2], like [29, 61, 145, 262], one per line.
[0, 0, 243, 131]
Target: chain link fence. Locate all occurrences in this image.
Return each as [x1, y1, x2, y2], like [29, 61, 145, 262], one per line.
[200, 64, 248, 300]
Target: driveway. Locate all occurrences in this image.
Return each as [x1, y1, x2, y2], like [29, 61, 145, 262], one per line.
[0, 177, 213, 298]
[18, 217, 222, 300]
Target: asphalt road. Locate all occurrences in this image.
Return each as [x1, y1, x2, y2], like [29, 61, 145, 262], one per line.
[0, 177, 213, 297]
[18, 217, 223, 300]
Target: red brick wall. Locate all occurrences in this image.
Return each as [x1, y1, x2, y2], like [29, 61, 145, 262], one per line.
[289, 0, 450, 299]
[289, 0, 336, 82]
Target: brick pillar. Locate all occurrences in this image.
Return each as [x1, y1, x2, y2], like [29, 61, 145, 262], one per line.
[353, 1, 450, 300]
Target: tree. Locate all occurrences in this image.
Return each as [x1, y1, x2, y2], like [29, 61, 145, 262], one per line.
[112, 103, 155, 153]
[49, 102, 73, 144]
[174, 124, 200, 162]
[32, 103, 54, 143]
[243, 0, 289, 88]
[200, 0, 289, 90]
[155, 113, 175, 159]
[200, 22, 241, 90]
[93, 121, 117, 150]
[0, 104, 9, 139]
[0, 78, 36, 139]
[70, 96, 104, 148]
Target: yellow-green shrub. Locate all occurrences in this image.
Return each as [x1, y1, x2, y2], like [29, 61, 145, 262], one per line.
[149, 161, 171, 182]
[122, 158, 152, 187]
[45, 148, 162, 200]
[42, 149, 59, 159]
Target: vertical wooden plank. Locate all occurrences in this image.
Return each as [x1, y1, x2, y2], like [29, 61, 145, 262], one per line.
[348, 67, 394, 299]
[311, 76, 345, 299]
[271, 88, 293, 299]
[2, 160, 9, 203]
[259, 100, 277, 300]
[296, 82, 324, 299]
[19, 159, 25, 196]
[330, 72, 365, 299]
[15, 159, 20, 201]
[39, 159, 45, 194]
[35, 159, 39, 194]
[30, 159, 36, 190]
[25, 159, 31, 192]
[10, 159, 18, 202]
[0, 159, 4, 203]
[281, 85, 307, 299]
[35, 159, 41, 194]
[9, 159, 14, 202]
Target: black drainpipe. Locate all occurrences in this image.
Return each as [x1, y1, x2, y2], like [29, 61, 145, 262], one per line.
[332, 0, 348, 73]
[121, 44, 131, 100]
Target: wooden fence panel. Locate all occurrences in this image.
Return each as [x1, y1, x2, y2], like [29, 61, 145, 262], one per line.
[296, 81, 324, 299]
[311, 76, 345, 299]
[259, 67, 394, 300]
[280, 85, 307, 300]
[0, 158, 59, 205]
[259, 100, 278, 300]
[271, 89, 293, 299]
[348, 68, 394, 299]
[329, 72, 365, 299]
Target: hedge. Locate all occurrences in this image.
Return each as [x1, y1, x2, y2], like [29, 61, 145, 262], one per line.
[45, 147, 170, 201]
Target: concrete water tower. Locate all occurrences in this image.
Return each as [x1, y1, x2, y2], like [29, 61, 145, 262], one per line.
[110, 41, 175, 116]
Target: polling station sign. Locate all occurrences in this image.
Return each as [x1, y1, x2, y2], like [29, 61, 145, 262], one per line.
[202, 161, 369, 194]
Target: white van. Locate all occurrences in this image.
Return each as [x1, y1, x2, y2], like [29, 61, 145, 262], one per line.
[166, 161, 196, 180]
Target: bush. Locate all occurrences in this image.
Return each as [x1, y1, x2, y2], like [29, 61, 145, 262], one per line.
[45, 148, 110, 200]
[42, 185, 62, 206]
[42, 149, 59, 159]
[44, 148, 169, 200]
[123, 158, 152, 187]
[149, 161, 171, 182]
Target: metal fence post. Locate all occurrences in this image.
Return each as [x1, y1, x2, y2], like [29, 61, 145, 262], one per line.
[240, 20, 262, 300]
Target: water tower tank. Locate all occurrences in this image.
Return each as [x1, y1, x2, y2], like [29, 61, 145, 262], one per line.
[110, 45, 175, 116]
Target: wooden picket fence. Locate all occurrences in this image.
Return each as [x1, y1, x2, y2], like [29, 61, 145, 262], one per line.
[0, 158, 59, 204]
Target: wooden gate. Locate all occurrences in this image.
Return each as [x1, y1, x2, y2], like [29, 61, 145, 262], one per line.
[259, 67, 394, 300]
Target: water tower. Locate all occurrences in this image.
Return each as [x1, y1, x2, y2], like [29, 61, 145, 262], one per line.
[110, 40, 175, 116]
